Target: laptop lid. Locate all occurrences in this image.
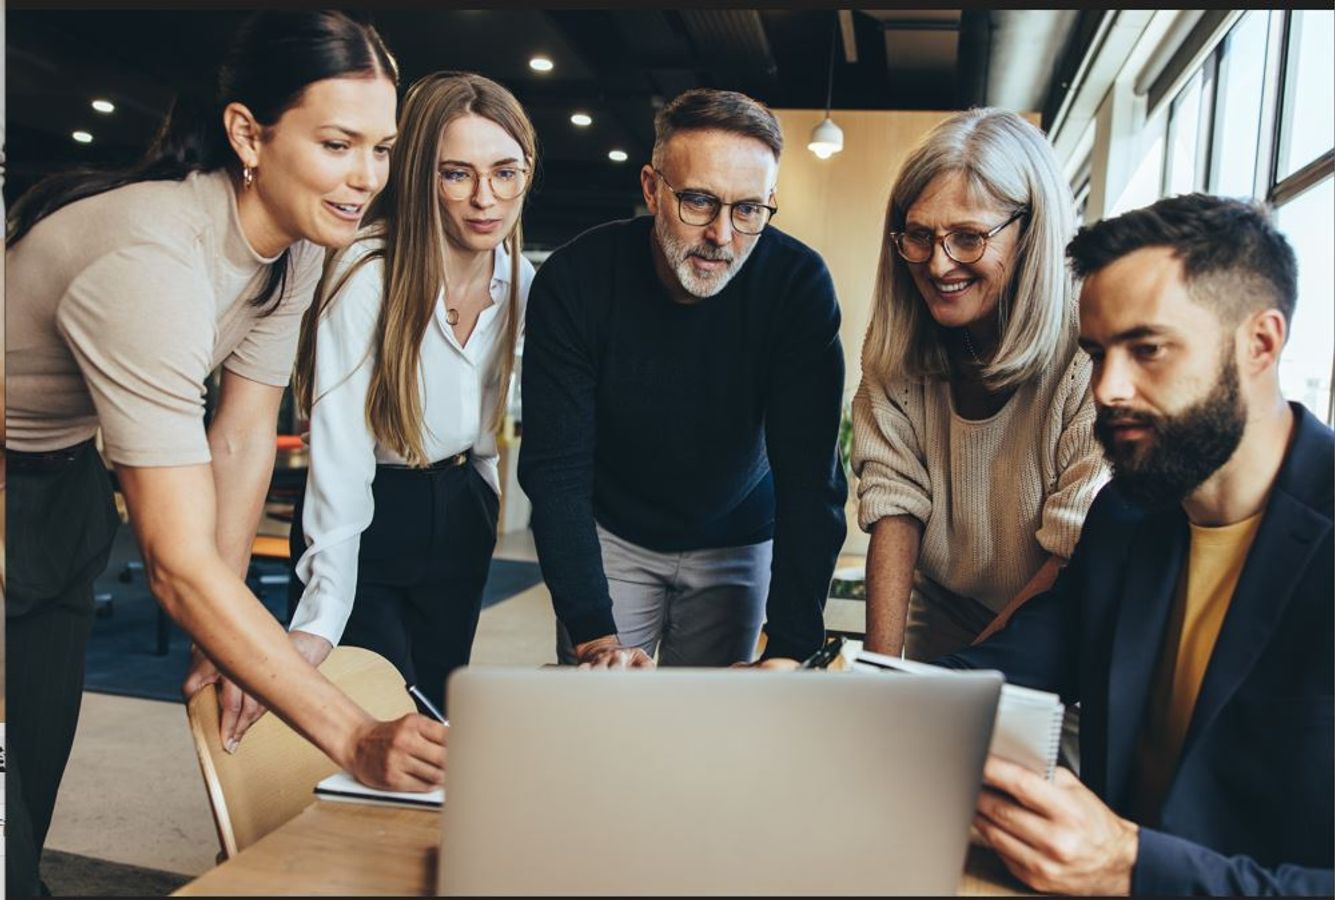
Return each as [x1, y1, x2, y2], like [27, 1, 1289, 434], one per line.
[439, 667, 1001, 896]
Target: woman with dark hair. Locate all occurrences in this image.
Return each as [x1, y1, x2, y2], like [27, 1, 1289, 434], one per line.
[5, 12, 443, 894]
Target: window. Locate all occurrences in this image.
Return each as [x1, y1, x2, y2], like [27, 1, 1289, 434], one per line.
[1209, 11, 1269, 198]
[1165, 68, 1207, 195]
[1131, 10, 1334, 422]
[1275, 177, 1334, 421]
[1110, 105, 1167, 217]
[1275, 10, 1335, 181]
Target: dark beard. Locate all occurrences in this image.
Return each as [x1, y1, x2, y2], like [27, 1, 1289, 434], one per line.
[1095, 353, 1245, 510]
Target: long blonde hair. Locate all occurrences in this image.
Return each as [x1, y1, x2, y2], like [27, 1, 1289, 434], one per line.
[293, 71, 536, 466]
[862, 108, 1076, 391]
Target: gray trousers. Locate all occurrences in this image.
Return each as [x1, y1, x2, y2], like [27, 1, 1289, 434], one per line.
[556, 524, 773, 666]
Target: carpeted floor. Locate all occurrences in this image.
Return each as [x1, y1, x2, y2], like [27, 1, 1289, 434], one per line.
[42, 849, 192, 897]
[84, 523, 544, 703]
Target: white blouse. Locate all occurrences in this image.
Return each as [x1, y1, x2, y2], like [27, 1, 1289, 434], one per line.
[289, 237, 535, 645]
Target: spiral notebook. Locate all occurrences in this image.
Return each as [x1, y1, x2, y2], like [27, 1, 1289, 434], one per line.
[315, 771, 444, 810]
[849, 647, 1065, 780]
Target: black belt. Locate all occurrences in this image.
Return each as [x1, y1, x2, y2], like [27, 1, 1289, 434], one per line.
[6, 439, 98, 473]
[377, 450, 471, 472]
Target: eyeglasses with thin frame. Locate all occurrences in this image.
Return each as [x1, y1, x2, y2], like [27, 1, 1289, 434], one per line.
[437, 162, 530, 201]
[889, 208, 1028, 265]
[653, 168, 777, 235]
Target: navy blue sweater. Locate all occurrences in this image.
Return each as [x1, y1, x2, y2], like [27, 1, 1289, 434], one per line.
[518, 216, 847, 660]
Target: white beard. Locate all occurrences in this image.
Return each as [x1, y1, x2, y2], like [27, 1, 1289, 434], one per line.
[653, 215, 757, 298]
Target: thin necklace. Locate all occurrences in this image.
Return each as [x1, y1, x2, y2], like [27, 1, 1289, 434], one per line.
[961, 328, 983, 365]
[445, 254, 493, 327]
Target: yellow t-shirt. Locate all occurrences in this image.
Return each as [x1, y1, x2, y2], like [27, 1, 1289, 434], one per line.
[1131, 510, 1264, 824]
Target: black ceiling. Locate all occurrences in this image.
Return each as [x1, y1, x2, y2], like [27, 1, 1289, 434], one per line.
[5, 8, 1080, 249]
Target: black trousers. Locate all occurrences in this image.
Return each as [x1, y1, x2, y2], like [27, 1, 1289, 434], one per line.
[6, 441, 120, 898]
[290, 460, 498, 714]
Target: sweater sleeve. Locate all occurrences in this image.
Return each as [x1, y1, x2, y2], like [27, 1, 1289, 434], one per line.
[760, 257, 847, 661]
[1036, 351, 1109, 560]
[516, 251, 618, 645]
[850, 372, 932, 532]
[288, 250, 382, 646]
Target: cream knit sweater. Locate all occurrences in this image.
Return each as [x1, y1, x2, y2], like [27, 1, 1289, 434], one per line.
[851, 336, 1109, 613]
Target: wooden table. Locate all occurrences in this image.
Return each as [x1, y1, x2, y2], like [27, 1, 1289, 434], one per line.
[175, 799, 1029, 896]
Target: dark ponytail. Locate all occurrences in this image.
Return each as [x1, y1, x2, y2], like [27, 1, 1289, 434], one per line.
[7, 10, 398, 312]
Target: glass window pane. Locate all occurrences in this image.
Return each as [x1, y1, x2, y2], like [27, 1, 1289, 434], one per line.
[1111, 106, 1167, 216]
[1275, 176, 1335, 423]
[1277, 10, 1335, 180]
[1166, 69, 1204, 196]
[1210, 11, 1270, 198]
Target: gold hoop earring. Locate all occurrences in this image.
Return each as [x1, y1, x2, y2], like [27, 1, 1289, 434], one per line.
[243, 166, 256, 189]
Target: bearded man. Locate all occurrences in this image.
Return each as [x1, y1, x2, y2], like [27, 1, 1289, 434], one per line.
[519, 88, 846, 669]
[937, 193, 1332, 896]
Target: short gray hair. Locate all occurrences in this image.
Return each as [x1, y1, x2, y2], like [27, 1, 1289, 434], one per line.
[862, 108, 1077, 391]
[651, 88, 783, 168]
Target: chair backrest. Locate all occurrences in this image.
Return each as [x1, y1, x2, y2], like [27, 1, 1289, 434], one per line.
[186, 645, 415, 859]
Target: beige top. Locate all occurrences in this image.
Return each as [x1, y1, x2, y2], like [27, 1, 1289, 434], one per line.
[6, 170, 323, 466]
[851, 335, 1109, 613]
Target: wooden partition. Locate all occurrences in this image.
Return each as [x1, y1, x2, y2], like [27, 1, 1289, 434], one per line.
[771, 109, 958, 399]
[772, 109, 956, 554]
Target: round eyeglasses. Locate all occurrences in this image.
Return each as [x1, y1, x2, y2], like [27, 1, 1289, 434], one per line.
[889, 208, 1028, 265]
[438, 163, 530, 202]
[653, 168, 777, 236]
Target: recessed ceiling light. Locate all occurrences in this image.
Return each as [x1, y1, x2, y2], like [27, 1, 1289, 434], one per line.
[608, 149, 628, 163]
[72, 130, 93, 144]
[570, 112, 593, 127]
[91, 99, 115, 114]
[529, 56, 554, 73]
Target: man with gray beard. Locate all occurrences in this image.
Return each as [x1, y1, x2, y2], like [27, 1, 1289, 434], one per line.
[519, 88, 847, 669]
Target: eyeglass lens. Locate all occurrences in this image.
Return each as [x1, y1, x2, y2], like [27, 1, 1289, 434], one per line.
[439, 166, 528, 200]
[676, 193, 772, 234]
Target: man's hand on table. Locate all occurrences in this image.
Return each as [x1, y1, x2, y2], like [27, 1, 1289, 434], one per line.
[574, 634, 655, 669]
[182, 630, 334, 753]
[973, 755, 1138, 895]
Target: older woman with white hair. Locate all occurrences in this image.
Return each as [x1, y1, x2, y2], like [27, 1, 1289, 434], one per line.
[851, 108, 1108, 661]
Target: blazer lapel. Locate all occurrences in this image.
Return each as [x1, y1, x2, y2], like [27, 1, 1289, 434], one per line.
[1104, 508, 1188, 810]
[1178, 490, 1330, 759]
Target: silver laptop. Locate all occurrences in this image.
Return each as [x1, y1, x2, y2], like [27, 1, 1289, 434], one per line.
[439, 667, 1001, 896]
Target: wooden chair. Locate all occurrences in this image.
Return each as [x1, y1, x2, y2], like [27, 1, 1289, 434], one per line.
[185, 646, 415, 859]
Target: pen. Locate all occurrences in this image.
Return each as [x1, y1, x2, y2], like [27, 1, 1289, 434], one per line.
[406, 684, 448, 725]
[797, 635, 845, 670]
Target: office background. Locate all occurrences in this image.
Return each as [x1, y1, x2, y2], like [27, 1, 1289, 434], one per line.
[3, 5, 1332, 892]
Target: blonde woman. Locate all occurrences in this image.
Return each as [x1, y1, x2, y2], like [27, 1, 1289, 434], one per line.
[852, 108, 1108, 661]
[207, 72, 535, 739]
[284, 71, 537, 719]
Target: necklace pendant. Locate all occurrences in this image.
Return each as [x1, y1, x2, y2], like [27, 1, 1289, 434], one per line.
[446, 308, 460, 326]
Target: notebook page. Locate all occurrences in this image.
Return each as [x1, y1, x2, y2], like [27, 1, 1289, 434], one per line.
[850, 646, 1064, 780]
[315, 771, 444, 808]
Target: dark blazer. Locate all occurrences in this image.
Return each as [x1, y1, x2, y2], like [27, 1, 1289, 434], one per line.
[940, 403, 1333, 895]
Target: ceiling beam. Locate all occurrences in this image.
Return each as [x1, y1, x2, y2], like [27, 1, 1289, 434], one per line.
[838, 10, 858, 64]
